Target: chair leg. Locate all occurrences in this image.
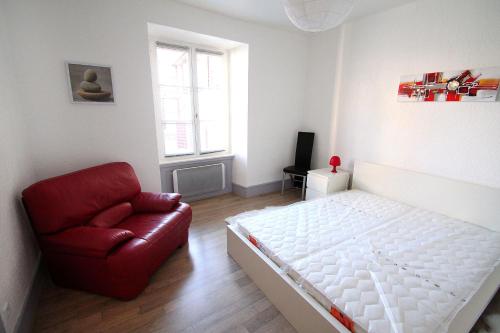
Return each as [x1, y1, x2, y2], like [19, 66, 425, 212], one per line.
[281, 172, 285, 195]
[301, 175, 307, 200]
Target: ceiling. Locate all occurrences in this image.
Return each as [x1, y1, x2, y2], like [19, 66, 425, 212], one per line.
[173, 0, 416, 31]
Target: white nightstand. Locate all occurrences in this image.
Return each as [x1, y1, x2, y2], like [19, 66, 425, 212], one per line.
[306, 168, 350, 200]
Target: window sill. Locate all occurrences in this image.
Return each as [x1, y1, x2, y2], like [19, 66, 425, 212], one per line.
[159, 152, 234, 167]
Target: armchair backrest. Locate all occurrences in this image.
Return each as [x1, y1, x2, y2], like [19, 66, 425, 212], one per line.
[23, 162, 141, 234]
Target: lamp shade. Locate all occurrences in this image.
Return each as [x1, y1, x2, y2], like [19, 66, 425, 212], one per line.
[284, 0, 354, 32]
[329, 155, 341, 173]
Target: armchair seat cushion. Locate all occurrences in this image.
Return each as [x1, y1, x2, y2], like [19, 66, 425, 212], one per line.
[118, 203, 191, 243]
[41, 226, 135, 258]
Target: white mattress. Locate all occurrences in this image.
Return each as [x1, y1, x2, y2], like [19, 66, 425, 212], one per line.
[229, 191, 413, 268]
[227, 190, 500, 333]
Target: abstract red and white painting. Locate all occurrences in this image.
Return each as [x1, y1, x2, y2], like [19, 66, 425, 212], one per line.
[398, 67, 500, 102]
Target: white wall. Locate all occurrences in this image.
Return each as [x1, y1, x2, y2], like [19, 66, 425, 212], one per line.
[0, 0, 308, 328]
[4, 0, 162, 192]
[308, 0, 500, 188]
[0, 2, 39, 332]
[302, 28, 341, 169]
[1, 0, 499, 329]
[0, 0, 308, 330]
[4, 0, 309, 190]
[229, 44, 250, 186]
[244, 30, 308, 186]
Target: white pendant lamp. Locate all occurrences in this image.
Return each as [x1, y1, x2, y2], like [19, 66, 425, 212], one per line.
[283, 0, 354, 32]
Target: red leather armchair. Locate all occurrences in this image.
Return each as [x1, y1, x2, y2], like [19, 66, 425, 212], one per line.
[22, 162, 191, 300]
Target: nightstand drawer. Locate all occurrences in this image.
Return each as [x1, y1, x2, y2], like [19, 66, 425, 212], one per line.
[307, 168, 350, 194]
[307, 174, 329, 192]
[305, 188, 326, 201]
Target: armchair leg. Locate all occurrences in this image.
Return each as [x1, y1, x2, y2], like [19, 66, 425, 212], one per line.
[281, 172, 285, 195]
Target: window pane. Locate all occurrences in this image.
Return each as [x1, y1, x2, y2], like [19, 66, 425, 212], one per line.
[199, 120, 226, 153]
[159, 86, 193, 122]
[156, 46, 228, 156]
[157, 45, 195, 156]
[196, 51, 227, 153]
[196, 52, 224, 89]
[157, 46, 190, 87]
[197, 88, 224, 121]
[163, 123, 195, 156]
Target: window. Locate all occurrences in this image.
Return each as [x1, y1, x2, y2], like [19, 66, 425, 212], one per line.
[156, 42, 229, 157]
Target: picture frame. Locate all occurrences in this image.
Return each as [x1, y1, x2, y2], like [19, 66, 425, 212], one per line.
[397, 67, 500, 103]
[66, 62, 116, 104]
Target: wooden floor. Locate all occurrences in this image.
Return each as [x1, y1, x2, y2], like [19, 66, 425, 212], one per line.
[33, 191, 302, 333]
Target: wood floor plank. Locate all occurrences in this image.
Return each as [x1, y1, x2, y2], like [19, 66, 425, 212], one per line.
[33, 191, 301, 333]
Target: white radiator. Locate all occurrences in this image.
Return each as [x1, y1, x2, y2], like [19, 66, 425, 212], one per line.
[172, 163, 225, 197]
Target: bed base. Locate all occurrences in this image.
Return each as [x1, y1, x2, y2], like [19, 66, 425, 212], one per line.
[352, 161, 500, 232]
[228, 224, 500, 333]
[227, 225, 350, 333]
[227, 161, 500, 333]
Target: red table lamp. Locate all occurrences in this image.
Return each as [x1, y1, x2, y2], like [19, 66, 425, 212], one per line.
[329, 155, 341, 173]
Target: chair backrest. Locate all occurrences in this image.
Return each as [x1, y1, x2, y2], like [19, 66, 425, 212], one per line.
[294, 132, 315, 170]
[22, 162, 141, 234]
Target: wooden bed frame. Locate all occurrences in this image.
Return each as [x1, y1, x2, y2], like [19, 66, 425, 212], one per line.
[227, 161, 500, 333]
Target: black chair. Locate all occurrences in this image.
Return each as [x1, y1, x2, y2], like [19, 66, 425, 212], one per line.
[281, 132, 314, 200]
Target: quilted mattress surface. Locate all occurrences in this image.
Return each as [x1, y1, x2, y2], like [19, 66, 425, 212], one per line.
[227, 190, 500, 333]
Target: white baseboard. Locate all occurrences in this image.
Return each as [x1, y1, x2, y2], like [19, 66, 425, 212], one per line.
[232, 179, 293, 197]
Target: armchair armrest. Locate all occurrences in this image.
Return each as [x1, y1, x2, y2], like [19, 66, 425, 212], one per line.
[41, 226, 135, 258]
[131, 192, 181, 213]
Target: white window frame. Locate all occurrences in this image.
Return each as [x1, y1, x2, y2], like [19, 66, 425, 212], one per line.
[154, 40, 230, 159]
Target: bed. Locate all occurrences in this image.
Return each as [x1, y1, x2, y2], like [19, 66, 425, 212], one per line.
[226, 161, 500, 333]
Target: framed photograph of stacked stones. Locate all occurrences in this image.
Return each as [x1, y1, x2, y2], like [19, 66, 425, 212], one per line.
[66, 62, 115, 103]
